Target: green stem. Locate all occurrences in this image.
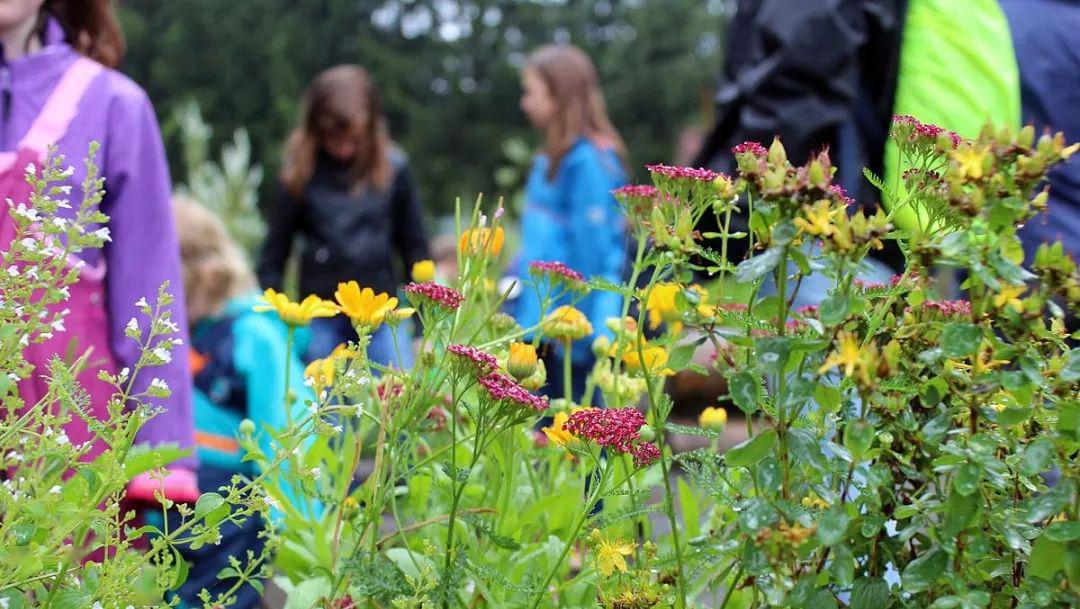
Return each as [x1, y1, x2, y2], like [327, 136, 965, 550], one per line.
[284, 325, 295, 425]
[563, 337, 574, 403]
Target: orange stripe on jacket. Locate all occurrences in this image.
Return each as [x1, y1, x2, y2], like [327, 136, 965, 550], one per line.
[194, 431, 239, 454]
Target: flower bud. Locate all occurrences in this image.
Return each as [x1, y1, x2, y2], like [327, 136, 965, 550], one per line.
[591, 335, 611, 358]
[698, 406, 727, 431]
[638, 424, 656, 442]
[411, 259, 436, 283]
[521, 359, 547, 392]
[507, 341, 539, 381]
[767, 137, 787, 165]
[1018, 125, 1035, 149]
[1032, 189, 1049, 212]
[807, 159, 826, 188]
[239, 419, 256, 436]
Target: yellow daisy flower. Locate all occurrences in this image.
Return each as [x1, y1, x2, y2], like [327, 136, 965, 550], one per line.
[595, 535, 635, 577]
[645, 283, 682, 330]
[254, 288, 337, 327]
[992, 283, 1026, 312]
[411, 259, 436, 282]
[459, 226, 505, 256]
[334, 281, 398, 329]
[699, 406, 727, 430]
[621, 345, 675, 377]
[818, 331, 864, 380]
[541, 410, 575, 447]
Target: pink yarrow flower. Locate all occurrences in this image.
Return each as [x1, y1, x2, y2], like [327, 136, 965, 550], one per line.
[529, 260, 585, 283]
[909, 299, 972, 318]
[477, 372, 549, 412]
[405, 282, 464, 310]
[732, 141, 767, 157]
[631, 442, 661, 467]
[892, 115, 963, 148]
[646, 163, 721, 182]
[446, 344, 499, 375]
[566, 408, 648, 454]
[829, 184, 856, 207]
[612, 184, 660, 199]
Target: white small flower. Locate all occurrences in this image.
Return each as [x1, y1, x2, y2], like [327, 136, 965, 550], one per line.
[58, 286, 69, 299]
[38, 331, 53, 341]
[13, 203, 39, 221]
[349, 403, 364, 417]
[18, 335, 28, 347]
[264, 495, 280, 510]
[356, 376, 370, 386]
[309, 467, 321, 478]
[7, 266, 18, 277]
[91, 227, 111, 242]
[307, 403, 319, 415]
[51, 317, 66, 332]
[56, 199, 71, 209]
[49, 485, 62, 494]
[19, 237, 37, 251]
[149, 378, 170, 392]
[126, 316, 139, 333]
[152, 347, 172, 364]
[134, 296, 149, 309]
[60, 166, 74, 178]
[56, 431, 70, 446]
[332, 424, 343, 434]
[161, 319, 180, 334]
[57, 185, 72, 194]
[118, 367, 130, 382]
[303, 377, 314, 388]
[24, 162, 35, 175]
[52, 217, 68, 229]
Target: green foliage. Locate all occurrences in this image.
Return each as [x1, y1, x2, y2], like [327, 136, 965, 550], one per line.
[118, 0, 728, 215]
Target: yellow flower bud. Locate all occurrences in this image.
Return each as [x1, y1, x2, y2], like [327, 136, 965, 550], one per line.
[411, 259, 436, 283]
[699, 406, 727, 430]
[507, 341, 539, 381]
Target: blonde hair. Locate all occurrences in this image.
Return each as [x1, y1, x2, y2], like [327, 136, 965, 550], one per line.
[524, 44, 627, 179]
[174, 198, 256, 323]
[281, 64, 394, 197]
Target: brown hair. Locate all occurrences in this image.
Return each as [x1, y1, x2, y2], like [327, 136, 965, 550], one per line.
[525, 44, 627, 179]
[281, 64, 394, 197]
[42, 0, 125, 68]
[174, 198, 256, 323]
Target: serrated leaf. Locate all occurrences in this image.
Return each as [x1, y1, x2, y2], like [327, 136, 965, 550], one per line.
[728, 370, 762, 414]
[940, 323, 982, 358]
[735, 246, 782, 283]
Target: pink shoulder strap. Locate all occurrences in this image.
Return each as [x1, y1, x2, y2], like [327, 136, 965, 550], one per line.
[19, 57, 104, 158]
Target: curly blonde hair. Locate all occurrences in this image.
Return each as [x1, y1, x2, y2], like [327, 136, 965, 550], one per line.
[174, 198, 256, 323]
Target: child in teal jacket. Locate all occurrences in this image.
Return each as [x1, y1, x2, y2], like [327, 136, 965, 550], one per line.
[174, 198, 314, 609]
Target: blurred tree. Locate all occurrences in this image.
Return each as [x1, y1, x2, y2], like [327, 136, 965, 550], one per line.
[119, 0, 730, 218]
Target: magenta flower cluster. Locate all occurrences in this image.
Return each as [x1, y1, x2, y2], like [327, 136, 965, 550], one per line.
[731, 141, 767, 157]
[645, 163, 721, 182]
[892, 115, 963, 148]
[529, 260, 585, 283]
[477, 371, 549, 412]
[612, 184, 660, 199]
[405, 282, 464, 310]
[829, 184, 856, 207]
[565, 407, 660, 467]
[446, 344, 499, 374]
[912, 299, 972, 318]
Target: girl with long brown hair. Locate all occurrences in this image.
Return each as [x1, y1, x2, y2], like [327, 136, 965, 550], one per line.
[0, 0, 197, 501]
[257, 64, 429, 367]
[514, 44, 629, 402]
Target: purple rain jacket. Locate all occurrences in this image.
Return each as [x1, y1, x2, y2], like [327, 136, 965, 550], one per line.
[1, 18, 194, 464]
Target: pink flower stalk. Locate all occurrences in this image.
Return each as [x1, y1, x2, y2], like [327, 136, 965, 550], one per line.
[853, 278, 887, 290]
[565, 407, 649, 454]
[405, 282, 464, 310]
[447, 344, 499, 375]
[732, 141, 767, 157]
[612, 184, 661, 199]
[891, 115, 963, 148]
[829, 184, 856, 207]
[477, 371, 549, 412]
[795, 305, 818, 316]
[646, 163, 722, 182]
[529, 260, 586, 283]
[910, 299, 972, 317]
[632, 442, 661, 467]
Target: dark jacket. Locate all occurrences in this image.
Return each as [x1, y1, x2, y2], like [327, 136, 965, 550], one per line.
[1001, 0, 1080, 262]
[694, 0, 907, 270]
[257, 151, 430, 299]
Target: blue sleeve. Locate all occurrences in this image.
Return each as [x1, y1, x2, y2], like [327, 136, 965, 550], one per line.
[564, 153, 627, 358]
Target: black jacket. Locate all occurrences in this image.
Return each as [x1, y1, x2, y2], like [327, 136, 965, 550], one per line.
[694, 0, 907, 270]
[257, 151, 430, 299]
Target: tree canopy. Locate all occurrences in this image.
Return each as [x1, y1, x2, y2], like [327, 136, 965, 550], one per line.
[119, 0, 729, 215]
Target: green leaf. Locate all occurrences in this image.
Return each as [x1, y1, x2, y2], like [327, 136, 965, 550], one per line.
[755, 336, 792, 373]
[52, 589, 92, 609]
[1029, 535, 1066, 580]
[807, 589, 839, 609]
[123, 443, 192, 477]
[940, 323, 983, 358]
[850, 577, 891, 609]
[678, 477, 701, 540]
[386, 547, 437, 583]
[282, 576, 332, 609]
[843, 420, 875, 461]
[754, 457, 783, 496]
[814, 384, 842, 414]
[1022, 438, 1055, 477]
[1063, 349, 1080, 383]
[668, 339, 702, 371]
[995, 407, 1031, 428]
[943, 490, 978, 537]
[171, 548, 189, 589]
[901, 548, 947, 593]
[953, 463, 981, 497]
[817, 506, 852, 547]
[735, 246, 782, 283]
[1045, 522, 1080, 542]
[728, 370, 762, 415]
[819, 293, 850, 326]
[194, 492, 226, 521]
[1027, 482, 1074, 523]
[725, 429, 777, 468]
[12, 522, 36, 546]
